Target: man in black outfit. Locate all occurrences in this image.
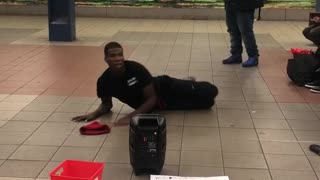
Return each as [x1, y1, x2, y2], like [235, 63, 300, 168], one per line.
[72, 42, 218, 124]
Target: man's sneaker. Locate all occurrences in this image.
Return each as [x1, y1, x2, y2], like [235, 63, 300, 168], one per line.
[222, 55, 242, 64]
[310, 86, 320, 93]
[242, 57, 259, 67]
[305, 80, 320, 89]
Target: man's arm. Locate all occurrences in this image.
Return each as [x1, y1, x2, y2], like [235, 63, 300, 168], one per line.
[72, 97, 113, 122]
[117, 83, 157, 124]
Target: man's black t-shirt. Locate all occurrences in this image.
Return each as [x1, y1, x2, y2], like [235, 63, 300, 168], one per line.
[97, 60, 153, 109]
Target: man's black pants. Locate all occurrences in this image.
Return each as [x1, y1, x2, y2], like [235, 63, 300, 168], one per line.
[154, 75, 219, 110]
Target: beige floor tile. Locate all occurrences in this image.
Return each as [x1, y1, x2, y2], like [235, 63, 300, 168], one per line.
[0, 102, 29, 111]
[225, 168, 271, 180]
[63, 96, 97, 104]
[310, 104, 320, 111]
[216, 89, 245, 101]
[0, 121, 41, 132]
[52, 147, 99, 161]
[9, 145, 58, 161]
[94, 148, 130, 163]
[110, 126, 129, 136]
[220, 128, 258, 141]
[167, 126, 183, 137]
[102, 134, 128, 149]
[38, 161, 62, 179]
[216, 101, 247, 110]
[257, 129, 297, 141]
[183, 127, 219, 137]
[31, 96, 67, 104]
[261, 141, 304, 155]
[278, 103, 312, 112]
[308, 156, 320, 171]
[46, 112, 83, 122]
[253, 119, 290, 129]
[265, 154, 313, 171]
[100, 163, 132, 180]
[161, 111, 184, 126]
[179, 166, 224, 177]
[282, 111, 319, 120]
[247, 102, 280, 110]
[182, 135, 221, 151]
[167, 135, 182, 150]
[270, 170, 318, 180]
[184, 110, 218, 127]
[0, 120, 7, 127]
[23, 103, 59, 112]
[24, 132, 69, 146]
[250, 109, 285, 119]
[12, 111, 51, 122]
[0, 131, 31, 145]
[35, 122, 76, 134]
[288, 120, 320, 130]
[164, 150, 180, 166]
[294, 130, 320, 142]
[0, 111, 19, 121]
[0, 94, 9, 101]
[223, 153, 267, 169]
[3, 95, 37, 103]
[218, 109, 251, 121]
[180, 150, 222, 167]
[0, 177, 35, 180]
[0, 145, 19, 159]
[0, 160, 47, 178]
[63, 133, 106, 147]
[221, 139, 262, 153]
[56, 104, 91, 113]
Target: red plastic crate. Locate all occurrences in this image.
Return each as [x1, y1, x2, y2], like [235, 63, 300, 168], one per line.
[50, 160, 104, 180]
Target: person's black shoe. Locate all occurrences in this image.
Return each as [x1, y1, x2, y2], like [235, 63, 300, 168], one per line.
[309, 144, 320, 155]
[222, 54, 242, 64]
[310, 87, 320, 93]
[305, 80, 320, 89]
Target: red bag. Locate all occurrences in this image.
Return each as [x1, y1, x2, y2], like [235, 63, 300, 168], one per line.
[291, 48, 313, 55]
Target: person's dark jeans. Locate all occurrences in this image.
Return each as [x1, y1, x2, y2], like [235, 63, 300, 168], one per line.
[225, 5, 259, 57]
[303, 24, 320, 46]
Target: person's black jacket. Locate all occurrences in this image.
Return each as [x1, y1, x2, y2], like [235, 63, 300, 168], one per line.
[224, 0, 264, 11]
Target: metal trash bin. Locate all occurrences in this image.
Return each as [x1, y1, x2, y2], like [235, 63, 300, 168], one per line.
[48, 0, 76, 41]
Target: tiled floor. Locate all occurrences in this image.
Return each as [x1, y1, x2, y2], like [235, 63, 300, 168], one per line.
[0, 15, 320, 180]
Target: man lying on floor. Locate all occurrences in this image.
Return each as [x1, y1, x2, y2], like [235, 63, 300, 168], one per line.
[72, 42, 219, 125]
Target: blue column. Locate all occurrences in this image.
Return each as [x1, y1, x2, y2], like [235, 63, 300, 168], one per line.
[317, 0, 320, 12]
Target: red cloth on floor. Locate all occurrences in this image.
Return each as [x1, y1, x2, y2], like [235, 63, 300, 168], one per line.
[79, 121, 111, 135]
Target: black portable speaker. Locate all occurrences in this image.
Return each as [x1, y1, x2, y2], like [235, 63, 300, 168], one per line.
[129, 114, 166, 175]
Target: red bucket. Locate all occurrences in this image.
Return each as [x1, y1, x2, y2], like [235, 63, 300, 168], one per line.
[50, 160, 104, 180]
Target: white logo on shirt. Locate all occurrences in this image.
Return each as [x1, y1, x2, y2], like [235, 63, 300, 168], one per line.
[127, 77, 138, 86]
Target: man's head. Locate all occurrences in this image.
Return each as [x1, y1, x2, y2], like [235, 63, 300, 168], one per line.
[104, 42, 125, 70]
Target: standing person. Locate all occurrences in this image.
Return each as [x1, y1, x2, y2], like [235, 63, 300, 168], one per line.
[303, 16, 320, 46]
[222, 0, 264, 67]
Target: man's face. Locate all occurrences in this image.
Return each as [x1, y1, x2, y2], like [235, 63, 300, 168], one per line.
[105, 48, 125, 69]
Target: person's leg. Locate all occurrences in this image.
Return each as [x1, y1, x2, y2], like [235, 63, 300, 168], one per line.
[309, 25, 320, 46]
[236, 10, 259, 67]
[223, 4, 243, 64]
[162, 77, 218, 110]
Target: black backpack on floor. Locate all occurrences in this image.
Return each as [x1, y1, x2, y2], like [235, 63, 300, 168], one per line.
[287, 54, 320, 86]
